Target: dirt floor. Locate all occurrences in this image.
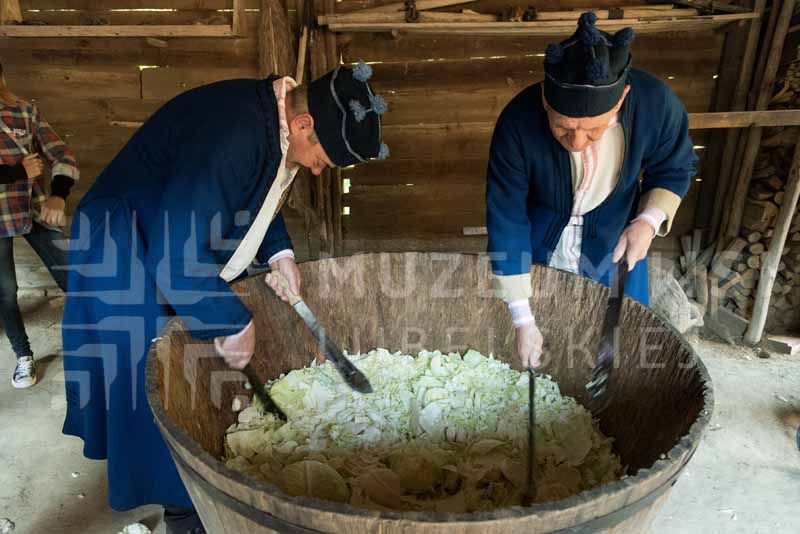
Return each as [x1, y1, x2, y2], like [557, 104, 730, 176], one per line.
[0, 295, 798, 534]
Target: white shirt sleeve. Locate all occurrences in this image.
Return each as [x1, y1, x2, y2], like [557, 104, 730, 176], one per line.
[268, 248, 295, 266]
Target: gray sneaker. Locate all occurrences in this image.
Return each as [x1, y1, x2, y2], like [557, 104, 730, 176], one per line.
[12, 356, 37, 389]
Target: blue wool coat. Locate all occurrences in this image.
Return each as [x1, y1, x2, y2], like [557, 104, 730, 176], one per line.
[486, 69, 698, 303]
[62, 76, 291, 510]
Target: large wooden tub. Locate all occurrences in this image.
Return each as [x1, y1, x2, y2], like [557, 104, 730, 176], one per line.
[146, 252, 713, 533]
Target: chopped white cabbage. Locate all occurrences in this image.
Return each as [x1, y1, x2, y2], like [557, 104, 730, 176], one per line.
[224, 349, 623, 512]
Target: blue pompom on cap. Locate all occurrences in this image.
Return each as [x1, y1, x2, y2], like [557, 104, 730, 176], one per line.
[578, 11, 598, 27]
[545, 43, 564, 64]
[349, 99, 367, 122]
[369, 94, 388, 115]
[582, 25, 602, 46]
[377, 143, 390, 160]
[352, 61, 373, 82]
[613, 27, 635, 47]
[586, 56, 608, 83]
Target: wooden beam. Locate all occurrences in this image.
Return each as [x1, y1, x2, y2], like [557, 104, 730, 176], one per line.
[688, 109, 800, 128]
[670, 0, 750, 13]
[745, 137, 800, 344]
[353, 0, 476, 14]
[724, 0, 795, 241]
[324, 12, 757, 34]
[320, 11, 499, 25]
[321, 7, 700, 25]
[0, 25, 233, 37]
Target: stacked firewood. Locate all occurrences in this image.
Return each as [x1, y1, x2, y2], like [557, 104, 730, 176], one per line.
[679, 135, 800, 331]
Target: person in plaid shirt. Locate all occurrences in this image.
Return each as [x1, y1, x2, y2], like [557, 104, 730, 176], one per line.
[0, 60, 79, 388]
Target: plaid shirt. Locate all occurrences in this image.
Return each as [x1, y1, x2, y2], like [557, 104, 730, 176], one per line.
[0, 99, 79, 237]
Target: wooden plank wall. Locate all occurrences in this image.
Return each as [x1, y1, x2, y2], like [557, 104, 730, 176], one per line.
[335, 0, 723, 256]
[2, 0, 311, 259]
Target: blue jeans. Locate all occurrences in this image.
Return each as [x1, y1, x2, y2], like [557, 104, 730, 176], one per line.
[0, 222, 68, 358]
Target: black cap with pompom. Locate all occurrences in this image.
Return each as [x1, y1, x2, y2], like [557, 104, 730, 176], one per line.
[543, 12, 634, 118]
[308, 62, 389, 167]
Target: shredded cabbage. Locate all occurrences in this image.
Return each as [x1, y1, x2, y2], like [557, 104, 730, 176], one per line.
[224, 349, 623, 512]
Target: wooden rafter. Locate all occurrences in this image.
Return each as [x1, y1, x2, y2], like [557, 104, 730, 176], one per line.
[321, 12, 758, 34]
[688, 109, 800, 129]
[0, 24, 233, 37]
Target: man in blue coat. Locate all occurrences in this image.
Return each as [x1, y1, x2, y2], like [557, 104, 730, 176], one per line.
[486, 13, 697, 369]
[61, 62, 388, 533]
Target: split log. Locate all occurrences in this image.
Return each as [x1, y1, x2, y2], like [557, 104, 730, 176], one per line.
[773, 296, 792, 309]
[753, 165, 776, 179]
[736, 262, 748, 273]
[746, 231, 763, 243]
[749, 184, 775, 200]
[695, 267, 709, 307]
[680, 235, 694, 264]
[741, 269, 757, 289]
[693, 229, 704, 256]
[762, 127, 800, 147]
[759, 175, 785, 190]
[747, 255, 761, 269]
[711, 237, 748, 277]
[775, 191, 786, 205]
[742, 200, 779, 232]
[785, 257, 800, 273]
[745, 136, 800, 344]
[749, 242, 766, 255]
[765, 335, 800, 356]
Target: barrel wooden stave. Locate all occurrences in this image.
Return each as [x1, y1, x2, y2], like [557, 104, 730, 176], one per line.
[146, 252, 713, 533]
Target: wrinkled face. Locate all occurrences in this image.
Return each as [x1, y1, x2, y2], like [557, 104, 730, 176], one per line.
[286, 113, 336, 176]
[543, 85, 630, 153]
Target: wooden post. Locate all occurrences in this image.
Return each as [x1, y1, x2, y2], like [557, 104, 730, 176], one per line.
[747, 0, 781, 112]
[259, 0, 295, 77]
[724, 0, 796, 241]
[295, 26, 308, 84]
[233, 0, 244, 36]
[0, 0, 22, 25]
[745, 138, 800, 344]
[705, 0, 765, 242]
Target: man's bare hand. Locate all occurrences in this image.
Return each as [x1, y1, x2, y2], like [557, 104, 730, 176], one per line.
[214, 320, 256, 370]
[265, 257, 301, 303]
[612, 219, 654, 270]
[516, 322, 543, 369]
[41, 196, 66, 228]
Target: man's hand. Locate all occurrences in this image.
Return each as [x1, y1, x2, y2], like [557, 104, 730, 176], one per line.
[613, 219, 655, 270]
[214, 320, 255, 370]
[265, 256, 301, 302]
[40, 196, 66, 228]
[516, 322, 543, 369]
[22, 154, 44, 179]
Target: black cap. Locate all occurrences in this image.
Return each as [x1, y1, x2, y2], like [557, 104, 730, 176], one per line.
[543, 12, 634, 118]
[308, 62, 389, 167]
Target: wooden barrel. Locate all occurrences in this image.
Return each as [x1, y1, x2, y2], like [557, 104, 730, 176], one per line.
[145, 253, 713, 533]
